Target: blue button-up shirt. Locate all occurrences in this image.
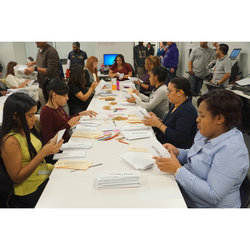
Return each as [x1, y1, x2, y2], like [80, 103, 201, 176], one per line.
[176, 128, 249, 208]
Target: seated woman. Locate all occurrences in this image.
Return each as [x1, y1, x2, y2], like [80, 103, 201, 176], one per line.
[109, 54, 132, 81]
[84, 56, 100, 88]
[0, 92, 63, 208]
[40, 78, 97, 144]
[127, 65, 169, 119]
[5, 61, 30, 88]
[68, 64, 98, 115]
[143, 77, 197, 149]
[133, 55, 160, 96]
[153, 89, 249, 208]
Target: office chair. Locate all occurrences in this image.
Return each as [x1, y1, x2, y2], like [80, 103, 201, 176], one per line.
[240, 174, 250, 208]
[0, 157, 13, 208]
[128, 63, 135, 77]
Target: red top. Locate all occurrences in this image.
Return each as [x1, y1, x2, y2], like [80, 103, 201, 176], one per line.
[110, 63, 132, 80]
[40, 105, 71, 143]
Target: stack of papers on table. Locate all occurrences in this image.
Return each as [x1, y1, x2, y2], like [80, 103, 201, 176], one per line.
[122, 124, 150, 131]
[61, 142, 93, 150]
[78, 120, 103, 127]
[53, 150, 86, 160]
[119, 101, 136, 106]
[96, 172, 141, 189]
[121, 130, 152, 140]
[121, 151, 154, 170]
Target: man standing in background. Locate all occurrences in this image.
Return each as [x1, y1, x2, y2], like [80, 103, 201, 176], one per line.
[68, 42, 88, 69]
[188, 42, 215, 96]
[133, 42, 147, 79]
[210, 43, 231, 88]
[25, 42, 60, 107]
[161, 42, 179, 85]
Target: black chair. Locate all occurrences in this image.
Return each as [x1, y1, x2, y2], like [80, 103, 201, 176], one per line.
[240, 174, 250, 208]
[128, 63, 135, 77]
[0, 157, 13, 208]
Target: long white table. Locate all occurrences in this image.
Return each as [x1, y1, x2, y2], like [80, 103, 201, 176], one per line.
[36, 87, 187, 208]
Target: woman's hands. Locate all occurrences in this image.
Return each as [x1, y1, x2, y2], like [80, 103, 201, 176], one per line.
[153, 150, 181, 174]
[79, 110, 98, 118]
[163, 143, 179, 157]
[41, 139, 64, 157]
[143, 112, 162, 127]
[68, 116, 80, 127]
[90, 81, 99, 89]
[126, 95, 136, 103]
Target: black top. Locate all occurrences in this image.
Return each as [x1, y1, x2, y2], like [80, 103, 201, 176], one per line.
[156, 99, 198, 149]
[147, 47, 155, 56]
[133, 44, 148, 67]
[0, 63, 2, 73]
[68, 49, 88, 68]
[67, 83, 92, 112]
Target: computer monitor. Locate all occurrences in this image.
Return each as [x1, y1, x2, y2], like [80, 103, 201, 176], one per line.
[229, 48, 241, 59]
[103, 54, 117, 66]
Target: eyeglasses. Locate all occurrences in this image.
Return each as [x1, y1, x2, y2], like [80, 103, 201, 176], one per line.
[167, 88, 179, 94]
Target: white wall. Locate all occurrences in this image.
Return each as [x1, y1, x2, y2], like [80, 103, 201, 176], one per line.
[0, 42, 26, 77]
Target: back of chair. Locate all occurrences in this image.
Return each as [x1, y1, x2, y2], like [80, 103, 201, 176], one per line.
[240, 174, 250, 208]
[0, 157, 13, 208]
[128, 63, 135, 77]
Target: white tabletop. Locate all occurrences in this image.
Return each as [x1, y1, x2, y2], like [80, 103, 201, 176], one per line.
[36, 87, 187, 208]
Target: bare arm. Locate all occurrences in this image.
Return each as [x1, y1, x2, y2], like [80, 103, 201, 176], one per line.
[2, 136, 62, 183]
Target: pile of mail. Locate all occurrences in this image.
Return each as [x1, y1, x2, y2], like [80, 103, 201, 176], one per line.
[96, 172, 141, 189]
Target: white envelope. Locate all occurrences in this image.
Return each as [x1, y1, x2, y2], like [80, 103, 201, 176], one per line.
[51, 129, 66, 144]
[121, 151, 154, 170]
[151, 139, 171, 158]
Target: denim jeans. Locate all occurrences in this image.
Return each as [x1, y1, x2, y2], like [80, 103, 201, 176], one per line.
[164, 69, 176, 86]
[189, 74, 203, 96]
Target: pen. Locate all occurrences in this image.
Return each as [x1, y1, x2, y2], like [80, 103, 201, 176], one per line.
[70, 163, 103, 172]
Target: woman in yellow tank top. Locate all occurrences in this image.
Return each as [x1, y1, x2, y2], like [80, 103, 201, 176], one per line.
[0, 92, 63, 208]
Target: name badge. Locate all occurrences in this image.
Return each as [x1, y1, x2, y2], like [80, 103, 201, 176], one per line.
[37, 170, 51, 175]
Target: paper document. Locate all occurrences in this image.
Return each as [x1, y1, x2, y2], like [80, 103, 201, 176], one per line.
[128, 77, 143, 83]
[53, 150, 86, 160]
[61, 142, 93, 150]
[51, 129, 66, 143]
[79, 120, 103, 127]
[96, 171, 141, 189]
[121, 130, 152, 140]
[95, 79, 106, 94]
[235, 78, 250, 86]
[121, 151, 154, 170]
[151, 138, 171, 158]
[137, 107, 151, 118]
[55, 160, 92, 170]
[72, 131, 103, 139]
[131, 93, 141, 101]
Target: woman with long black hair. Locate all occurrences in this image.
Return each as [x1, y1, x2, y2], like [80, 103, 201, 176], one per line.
[0, 92, 63, 208]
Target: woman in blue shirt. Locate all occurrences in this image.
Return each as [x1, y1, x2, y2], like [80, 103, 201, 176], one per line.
[153, 89, 249, 208]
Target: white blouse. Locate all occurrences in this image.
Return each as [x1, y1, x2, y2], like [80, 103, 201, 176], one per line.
[6, 74, 26, 88]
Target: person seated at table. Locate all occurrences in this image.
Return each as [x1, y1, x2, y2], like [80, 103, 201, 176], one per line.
[5, 61, 30, 89]
[68, 64, 99, 115]
[0, 92, 63, 208]
[84, 56, 100, 88]
[153, 89, 249, 208]
[133, 55, 160, 96]
[40, 78, 97, 144]
[109, 54, 132, 81]
[127, 65, 169, 119]
[143, 77, 197, 149]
